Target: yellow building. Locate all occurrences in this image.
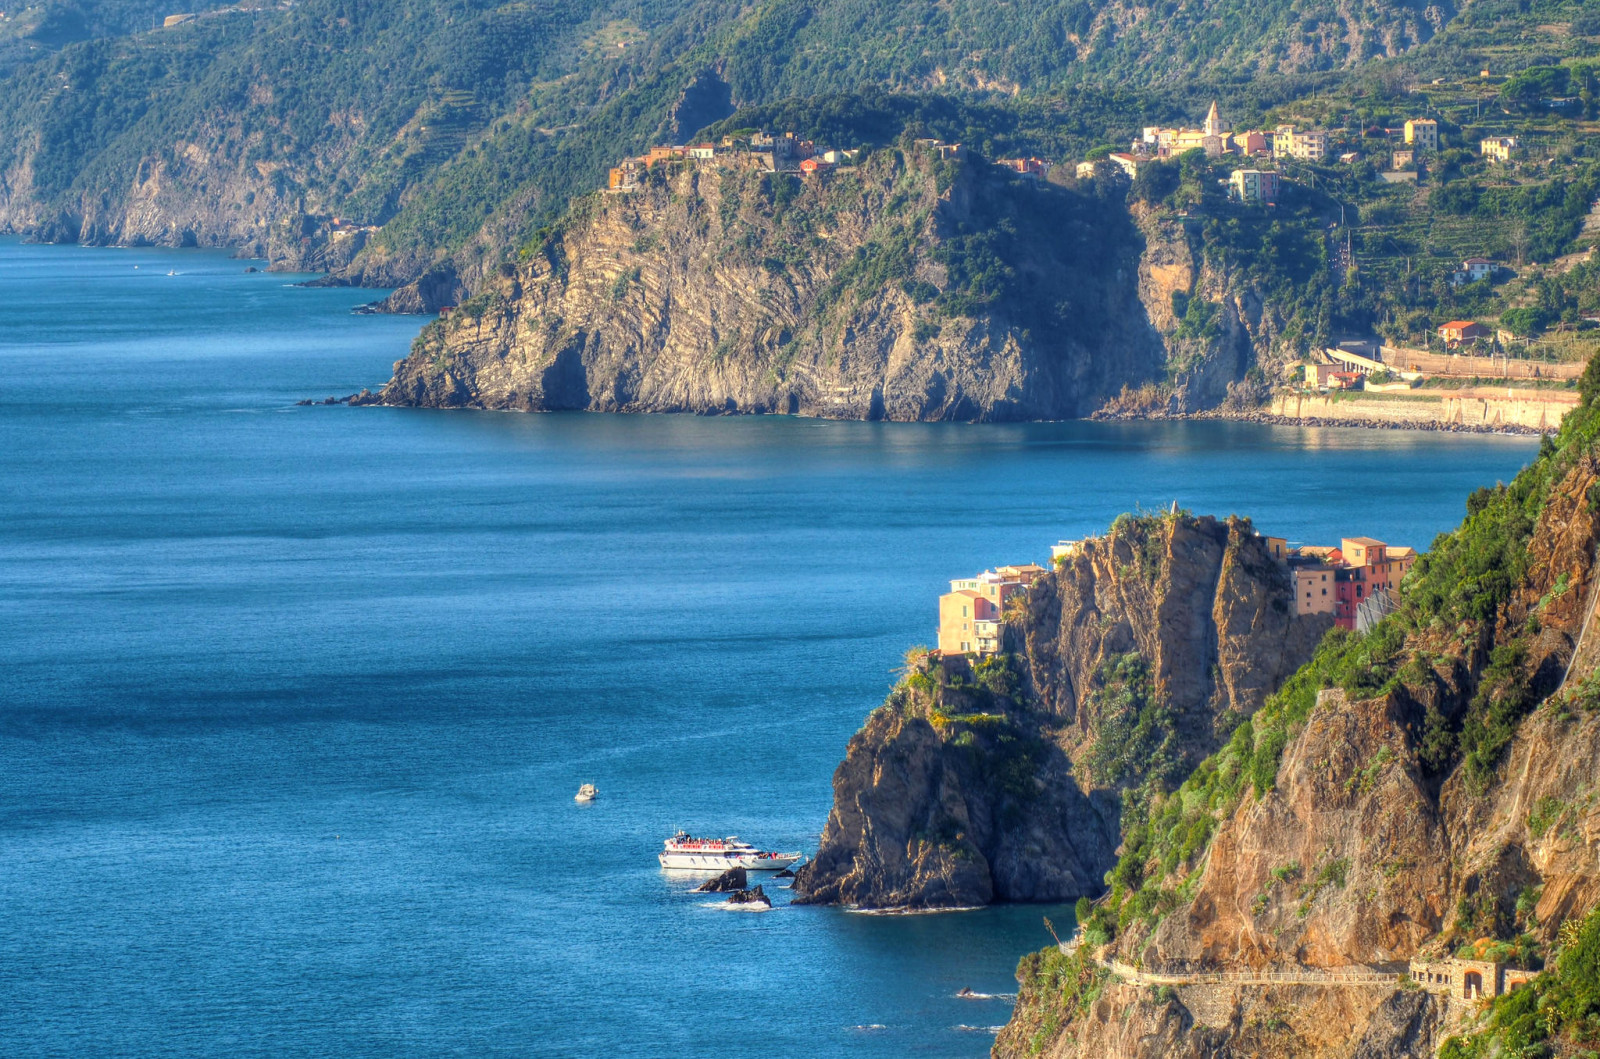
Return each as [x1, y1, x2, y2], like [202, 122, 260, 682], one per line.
[1481, 136, 1517, 162]
[1293, 563, 1336, 616]
[1273, 125, 1329, 162]
[1405, 119, 1439, 152]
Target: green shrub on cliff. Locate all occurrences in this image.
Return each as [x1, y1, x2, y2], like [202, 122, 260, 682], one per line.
[1439, 902, 1600, 1059]
[1080, 653, 1179, 789]
[1010, 943, 1110, 1057]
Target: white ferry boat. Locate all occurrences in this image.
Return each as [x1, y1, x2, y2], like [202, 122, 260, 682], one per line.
[658, 831, 802, 871]
[574, 784, 598, 803]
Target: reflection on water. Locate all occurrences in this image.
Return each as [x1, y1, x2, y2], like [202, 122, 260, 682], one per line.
[0, 240, 1537, 1057]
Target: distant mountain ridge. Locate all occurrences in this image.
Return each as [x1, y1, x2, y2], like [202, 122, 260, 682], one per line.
[0, 0, 1474, 294]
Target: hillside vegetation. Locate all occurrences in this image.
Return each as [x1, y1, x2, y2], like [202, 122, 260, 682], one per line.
[998, 356, 1600, 1056]
[1, 0, 1574, 293]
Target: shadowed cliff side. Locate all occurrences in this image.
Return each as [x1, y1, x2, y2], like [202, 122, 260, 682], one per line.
[368, 144, 1166, 421]
[791, 514, 1331, 909]
[998, 372, 1600, 1059]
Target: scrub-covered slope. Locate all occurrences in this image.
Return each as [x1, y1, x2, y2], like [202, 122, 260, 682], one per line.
[998, 361, 1600, 1059]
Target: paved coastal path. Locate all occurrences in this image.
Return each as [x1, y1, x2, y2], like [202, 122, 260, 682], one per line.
[1060, 944, 1400, 988]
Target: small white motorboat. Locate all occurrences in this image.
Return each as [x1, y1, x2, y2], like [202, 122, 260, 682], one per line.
[574, 783, 598, 802]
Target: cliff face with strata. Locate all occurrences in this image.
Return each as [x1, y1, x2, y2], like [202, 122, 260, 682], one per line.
[790, 514, 1331, 909]
[369, 148, 1169, 421]
[996, 435, 1600, 1058]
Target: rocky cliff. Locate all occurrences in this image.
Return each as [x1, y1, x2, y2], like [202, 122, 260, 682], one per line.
[790, 513, 1331, 909]
[996, 392, 1600, 1058]
[367, 146, 1168, 420]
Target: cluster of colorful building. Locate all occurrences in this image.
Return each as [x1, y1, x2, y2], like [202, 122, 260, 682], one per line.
[934, 530, 1415, 658]
[935, 564, 1047, 656]
[1136, 102, 1331, 163]
[1066, 106, 1515, 205]
[1068, 101, 1324, 205]
[607, 131, 861, 190]
[1273, 535, 1416, 629]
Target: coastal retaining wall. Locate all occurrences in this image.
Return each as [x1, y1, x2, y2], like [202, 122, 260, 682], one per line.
[1269, 392, 1576, 433]
[1380, 346, 1584, 381]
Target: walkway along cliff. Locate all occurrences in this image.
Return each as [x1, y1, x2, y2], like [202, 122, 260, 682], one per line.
[993, 367, 1600, 1058]
[790, 513, 1331, 908]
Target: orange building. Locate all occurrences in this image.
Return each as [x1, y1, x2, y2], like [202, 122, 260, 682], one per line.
[645, 146, 686, 166]
[1331, 538, 1416, 628]
[937, 565, 1046, 656]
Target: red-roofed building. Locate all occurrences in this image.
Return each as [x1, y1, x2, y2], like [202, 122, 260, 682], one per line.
[1439, 320, 1489, 343]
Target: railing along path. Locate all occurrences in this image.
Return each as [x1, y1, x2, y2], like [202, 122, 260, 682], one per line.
[1057, 948, 1399, 988]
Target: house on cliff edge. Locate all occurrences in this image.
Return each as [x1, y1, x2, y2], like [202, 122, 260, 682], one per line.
[937, 565, 1047, 656]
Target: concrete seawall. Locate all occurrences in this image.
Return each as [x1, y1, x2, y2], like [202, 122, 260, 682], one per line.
[1267, 392, 1577, 433]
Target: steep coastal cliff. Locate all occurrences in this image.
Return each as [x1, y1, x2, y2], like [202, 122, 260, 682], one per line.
[791, 514, 1330, 908]
[996, 380, 1600, 1058]
[369, 146, 1167, 420]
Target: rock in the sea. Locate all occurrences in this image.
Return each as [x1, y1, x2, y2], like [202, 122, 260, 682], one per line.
[772, 867, 795, 880]
[727, 886, 771, 908]
[243, 266, 259, 273]
[694, 867, 748, 893]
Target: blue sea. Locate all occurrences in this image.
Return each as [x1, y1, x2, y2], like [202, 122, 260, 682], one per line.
[0, 240, 1537, 1057]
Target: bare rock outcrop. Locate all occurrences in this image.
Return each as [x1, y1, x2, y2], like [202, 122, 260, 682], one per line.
[373, 147, 1167, 421]
[793, 513, 1331, 910]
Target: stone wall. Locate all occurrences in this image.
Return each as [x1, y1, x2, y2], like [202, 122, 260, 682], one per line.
[1267, 392, 1574, 433]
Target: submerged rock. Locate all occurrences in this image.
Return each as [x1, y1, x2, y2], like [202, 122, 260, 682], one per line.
[727, 885, 771, 908]
[694, 867, 748, 893]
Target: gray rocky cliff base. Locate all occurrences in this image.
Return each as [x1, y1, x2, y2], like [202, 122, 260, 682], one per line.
[371, 148, 1168, 421]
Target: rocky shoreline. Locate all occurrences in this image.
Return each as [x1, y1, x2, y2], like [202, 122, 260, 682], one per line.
[327, 387, 1546, 437]
[1093, 404, 1549, 436]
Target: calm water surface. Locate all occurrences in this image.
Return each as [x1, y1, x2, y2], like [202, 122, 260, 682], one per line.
[0, 241, 1537, 1057]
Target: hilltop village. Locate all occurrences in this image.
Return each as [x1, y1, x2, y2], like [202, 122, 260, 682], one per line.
[616, 102, 1482, 208]
[936, 527, 1415, 657]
